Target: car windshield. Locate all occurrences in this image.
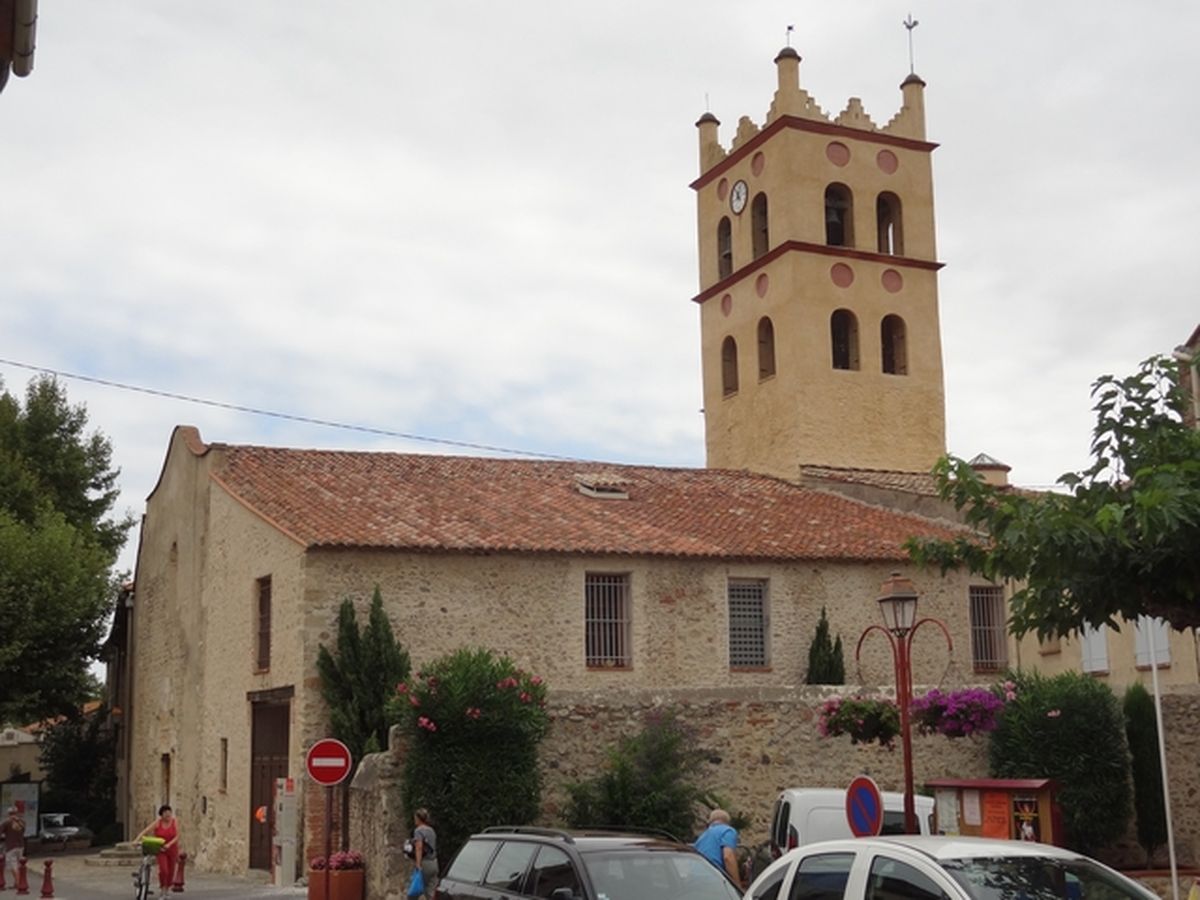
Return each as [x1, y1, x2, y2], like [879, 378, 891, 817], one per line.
[941, 856, 1157, 900]
[583, 849, 741, 900]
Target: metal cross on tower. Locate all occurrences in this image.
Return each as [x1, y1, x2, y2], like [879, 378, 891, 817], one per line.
[903, 14, 919, 74]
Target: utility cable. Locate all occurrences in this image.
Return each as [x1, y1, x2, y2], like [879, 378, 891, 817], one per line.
[0, 356, 583, 462]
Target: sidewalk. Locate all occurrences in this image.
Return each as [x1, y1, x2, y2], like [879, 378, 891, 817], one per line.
[23, 847, 308, 899]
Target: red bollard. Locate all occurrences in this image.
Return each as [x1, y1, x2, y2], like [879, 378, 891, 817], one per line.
[171, 852, 187, 892]
[37, 861, 52, 899]
[14, 857, 28, 895]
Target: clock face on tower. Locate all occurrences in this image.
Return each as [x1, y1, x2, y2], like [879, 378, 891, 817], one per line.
[730, 180, 748, 214]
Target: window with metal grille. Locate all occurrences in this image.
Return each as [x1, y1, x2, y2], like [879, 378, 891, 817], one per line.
[968, 585, 1007, 672]
[585, 573, 630, 668]
[728, 579, 768, 668]
[255, 575, 272, 671]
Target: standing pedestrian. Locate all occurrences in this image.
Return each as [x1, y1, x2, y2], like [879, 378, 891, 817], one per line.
[693, 808, 741, 889]
[0, 806, 24, 886]
[136, 805, 181, 892]
[412, 808, 438, 900]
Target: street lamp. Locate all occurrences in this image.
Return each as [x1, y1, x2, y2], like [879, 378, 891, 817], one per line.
[855, 572, 952, 834]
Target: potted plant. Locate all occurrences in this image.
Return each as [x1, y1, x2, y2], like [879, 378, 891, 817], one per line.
[910, 687, 1006, 738]
[308, 850, 365, 900]
[817, 696, 900, 748]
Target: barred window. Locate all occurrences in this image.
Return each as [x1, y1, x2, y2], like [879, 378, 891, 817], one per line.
[728, 579, 768, 668]
[585, 573, 630, 668]
[968, 585, 1007, 672]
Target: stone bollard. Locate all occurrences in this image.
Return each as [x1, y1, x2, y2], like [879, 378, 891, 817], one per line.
[171, 852, 187, 892]
[37, 861, 52, 899]
[14, 857, 28, 895]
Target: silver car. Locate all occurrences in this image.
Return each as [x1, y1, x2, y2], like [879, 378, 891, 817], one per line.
[744, 836, 1157, 900]
[38, 813, 94, 845]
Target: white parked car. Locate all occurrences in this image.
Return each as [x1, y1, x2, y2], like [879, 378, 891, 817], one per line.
[745, 836, 1157, 900]
[768, 788, 935, 858]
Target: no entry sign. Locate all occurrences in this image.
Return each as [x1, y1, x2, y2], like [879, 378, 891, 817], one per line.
[845, 775, 884, 837]
[306, 738, 353, 786]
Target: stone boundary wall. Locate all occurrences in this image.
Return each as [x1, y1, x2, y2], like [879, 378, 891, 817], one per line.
[539, 686, 991, 843]
[347, 686, 1200, 900]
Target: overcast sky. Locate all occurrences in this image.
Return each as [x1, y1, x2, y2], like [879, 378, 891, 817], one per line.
[2, 2, 1197, 574]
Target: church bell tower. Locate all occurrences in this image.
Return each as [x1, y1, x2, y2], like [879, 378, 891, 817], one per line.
[693, 46, 946, 479]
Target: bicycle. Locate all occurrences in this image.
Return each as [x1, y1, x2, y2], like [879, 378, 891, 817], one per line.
[133, 836, 165, 900]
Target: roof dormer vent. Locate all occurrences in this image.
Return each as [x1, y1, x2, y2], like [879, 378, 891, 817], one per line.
[574, 472, 630, 500]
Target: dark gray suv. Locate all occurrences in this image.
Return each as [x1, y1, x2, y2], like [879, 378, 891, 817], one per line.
[438, 827, 741, 900]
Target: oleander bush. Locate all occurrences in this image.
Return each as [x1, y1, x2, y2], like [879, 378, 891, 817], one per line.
[391, 648, 549, 863]
[989, 670, 1131, 854]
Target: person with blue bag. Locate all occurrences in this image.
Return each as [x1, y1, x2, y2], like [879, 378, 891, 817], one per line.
[405, 808, 438, 899]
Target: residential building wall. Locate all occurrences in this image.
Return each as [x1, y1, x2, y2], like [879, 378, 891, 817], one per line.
[1016, 621, 1200, 691]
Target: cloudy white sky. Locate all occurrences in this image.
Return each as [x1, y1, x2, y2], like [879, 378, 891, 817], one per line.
[2, 2, 1197, 574]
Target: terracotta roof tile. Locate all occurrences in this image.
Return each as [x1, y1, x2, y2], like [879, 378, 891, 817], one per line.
[210, 447, 965, 561]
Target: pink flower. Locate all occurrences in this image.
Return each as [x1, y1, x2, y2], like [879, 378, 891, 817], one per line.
[531, 675, 543, 686]
[417, 716, 438, 732]
[396, 682, 408, 694]
[519, 692, 531, 704]
[1046, 709, 1061, 718]
[466, 707, 482, 720]
[409, 694, 421, 707]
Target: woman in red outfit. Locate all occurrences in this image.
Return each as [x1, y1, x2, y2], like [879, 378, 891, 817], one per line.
[136, 805, 181, 891]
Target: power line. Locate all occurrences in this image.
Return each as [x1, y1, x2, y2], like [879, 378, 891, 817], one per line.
[0, 356, 582, 461]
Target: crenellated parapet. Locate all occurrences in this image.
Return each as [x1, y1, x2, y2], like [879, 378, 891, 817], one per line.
[695, 44, 930, 174]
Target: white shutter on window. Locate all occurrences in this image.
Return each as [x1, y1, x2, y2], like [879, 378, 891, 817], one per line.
[1080, 623, 1109, 673]
[1134, 616, 1171, 667]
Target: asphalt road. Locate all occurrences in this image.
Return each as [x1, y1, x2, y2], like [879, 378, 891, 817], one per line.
[24, 848, 308, 899]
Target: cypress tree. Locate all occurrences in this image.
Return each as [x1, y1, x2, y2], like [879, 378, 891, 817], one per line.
[1123, 682, 1167, 865]
[806, 607, 845, 684]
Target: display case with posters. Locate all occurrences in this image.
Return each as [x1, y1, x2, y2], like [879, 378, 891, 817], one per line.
[925, 778, 1061, 846]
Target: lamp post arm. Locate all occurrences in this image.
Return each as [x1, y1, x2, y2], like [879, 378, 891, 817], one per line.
[854, 624, 898, 662]
[909, 617, 954, 655]
[856, 624, 902, 693]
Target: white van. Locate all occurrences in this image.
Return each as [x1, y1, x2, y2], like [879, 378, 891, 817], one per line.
[768, 788, 935, 857]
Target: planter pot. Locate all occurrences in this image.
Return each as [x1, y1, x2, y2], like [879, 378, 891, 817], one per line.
[307, 867, 365, 900]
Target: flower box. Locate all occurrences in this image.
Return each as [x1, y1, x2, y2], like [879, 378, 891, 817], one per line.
[307, 866, 365, 900]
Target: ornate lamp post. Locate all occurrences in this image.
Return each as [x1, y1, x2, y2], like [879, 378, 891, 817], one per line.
[855, 572, 952, 834]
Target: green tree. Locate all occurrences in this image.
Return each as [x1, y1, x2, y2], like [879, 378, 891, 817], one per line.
[0, 376, 130, 556]
[316, 588, 411, 760]
[563, 711, 718, 840]
[394, 648, 549, 863]
[907, 356, 1200, 637]
[805, 607, 845, 684]
[0, 509, 116, 722]
[0, 375, 129, 723]
[989, 671, 1131, 854]
[39, 704, 118, 841]
[1123, 683, 1167, 864]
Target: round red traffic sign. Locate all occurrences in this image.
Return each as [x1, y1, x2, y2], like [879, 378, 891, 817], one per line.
[845, 775, 883, 837]
[306, 738, 353, 786]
